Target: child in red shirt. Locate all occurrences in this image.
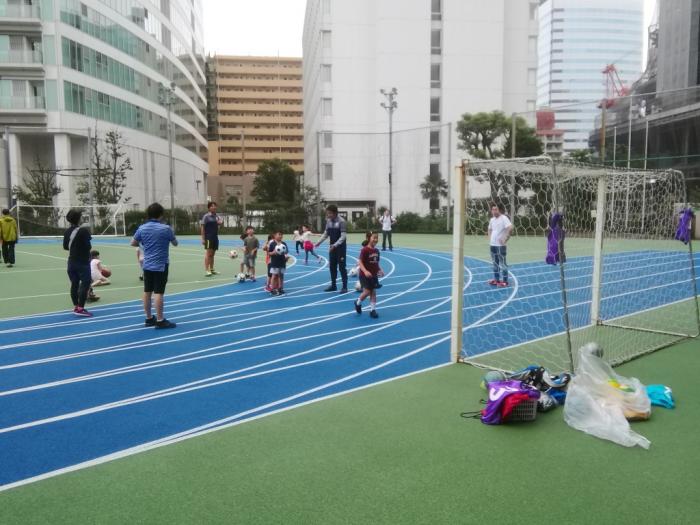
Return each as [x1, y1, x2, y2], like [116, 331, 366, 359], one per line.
[354, 232, 384, 318]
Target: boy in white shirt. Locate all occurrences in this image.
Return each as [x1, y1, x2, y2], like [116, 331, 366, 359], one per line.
[90, 250, 111, 287]
[487, 203, 513, 287]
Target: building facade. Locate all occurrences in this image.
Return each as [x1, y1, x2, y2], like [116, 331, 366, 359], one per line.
[303, 0, 539, 217]
[206, 55, 303, 207]
[537, 0, 643, 154]
[0, 0, 208, 213]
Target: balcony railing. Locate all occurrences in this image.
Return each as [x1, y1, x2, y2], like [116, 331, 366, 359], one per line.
[0, 49, 42, 64]
[0, 4, 41, 18]
[0, 95, 45, 110]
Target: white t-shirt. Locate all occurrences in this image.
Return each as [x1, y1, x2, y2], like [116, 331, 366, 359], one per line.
[301, 231, 313, 242]
[292, 230, 301, 241]
[489, 215, 512, 246]
[380, 215, 394, 231]
[90, 258, 102, 281]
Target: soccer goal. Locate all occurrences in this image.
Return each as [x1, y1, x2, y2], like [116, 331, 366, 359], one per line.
[12, 203, 127, 238]
[451, 156, 700, 373]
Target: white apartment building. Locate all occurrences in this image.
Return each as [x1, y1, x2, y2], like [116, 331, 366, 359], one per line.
[537, 0, 644, 154]
[303, 0, 539, 217]
[0, 0, 208, 212]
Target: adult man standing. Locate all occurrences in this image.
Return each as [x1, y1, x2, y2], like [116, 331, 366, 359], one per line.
[316, 204, 348, 293]
[378, 209, 396, 251]
[487, 203, 513, 287]
[132, 202, 178, 328]
[201, 201, 223, 277]
[0, 209, 18, 267]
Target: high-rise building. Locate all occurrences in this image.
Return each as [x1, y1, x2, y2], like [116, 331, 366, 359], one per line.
[0, 0, 208, 209]
[206, 55, 303, 207]
[537, 0, 644, 154]
[303, 0, 539, 217]
[657, 0, 700, 91]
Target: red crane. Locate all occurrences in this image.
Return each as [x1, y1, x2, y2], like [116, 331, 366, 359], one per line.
[599, 64, 629, 108]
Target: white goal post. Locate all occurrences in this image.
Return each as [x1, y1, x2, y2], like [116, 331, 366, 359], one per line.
[451, 156, 700, 373]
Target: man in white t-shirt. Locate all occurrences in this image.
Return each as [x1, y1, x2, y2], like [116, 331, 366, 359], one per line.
[487, 203, 513, 287]
[378, 209, 397, 251]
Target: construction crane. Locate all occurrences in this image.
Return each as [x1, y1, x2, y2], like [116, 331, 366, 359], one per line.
[599, 64, 630, 108]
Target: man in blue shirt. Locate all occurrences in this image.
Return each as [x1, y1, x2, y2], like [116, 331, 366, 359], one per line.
[132, 202, 178, 328]
[316, 204, 348, 293]
[200, 201, 223, 277]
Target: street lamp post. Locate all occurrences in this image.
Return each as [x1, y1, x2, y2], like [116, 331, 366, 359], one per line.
[159, 81, 177, 232]
[380, 88, 398, 213]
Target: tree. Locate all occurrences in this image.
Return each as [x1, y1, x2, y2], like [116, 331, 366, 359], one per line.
[456, 111, 511, 159]
[77, 130, 132, 208]
[456, 111, 542, 159]
[419, 173, 448, 216]
[504, 117, 544, 158]
[569, 149, 593, 163]
[250, 159, 297, 205]
[13, 156, 62, 206]
[12, 156, 63, 230]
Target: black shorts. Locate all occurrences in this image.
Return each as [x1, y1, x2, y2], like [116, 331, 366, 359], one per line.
[359, 274, 380, 290]
[205, 238, 219, 251]
[143, 265, 169, 294]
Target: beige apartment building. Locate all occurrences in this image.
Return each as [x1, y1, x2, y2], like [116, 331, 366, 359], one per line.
[206, 55, 303, 207]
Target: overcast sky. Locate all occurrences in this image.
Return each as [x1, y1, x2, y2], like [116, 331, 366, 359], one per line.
[204, 0, 657, 65]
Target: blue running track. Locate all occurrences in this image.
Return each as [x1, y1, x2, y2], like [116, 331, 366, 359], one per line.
[0, 243, 696, 489]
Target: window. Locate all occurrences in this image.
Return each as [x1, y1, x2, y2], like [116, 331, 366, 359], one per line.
[321, 64, 331, 82]
[527, 100, 536, 112]
[430, 97, 440, 122]
[431, 0, 441, 20]
[430, 163, 440, 177]
[528, 68, 536, 86]
[322, 98, 332, 116]
[322, 163, 333, 181]
[529, 2, 537, 21]
[321, 30, 331, 49]
[430, 130, 440, 154]
[528, 36, 537, 54]
[323, 131, 333, 148]
[431, 64, 441, 88]
[322, 0, 331, 14]
[431, 29, 441, 55]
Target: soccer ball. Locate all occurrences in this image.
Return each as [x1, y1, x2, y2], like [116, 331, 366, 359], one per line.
[355, 281, 362, 292]
[236, 273, 246, 283]
[480, 370, 507, 390]
[274, 243, 288, 256]
[229, 250, 238, 259]
[349, 267, 358, 277]
[101, 268, 112, 278]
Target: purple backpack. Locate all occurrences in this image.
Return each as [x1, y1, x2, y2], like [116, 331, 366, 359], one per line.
[480, 380, 540, 425]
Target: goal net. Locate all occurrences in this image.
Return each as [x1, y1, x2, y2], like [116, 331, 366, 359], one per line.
[453, 156, 699, 373]
[12, 203, 127, 237]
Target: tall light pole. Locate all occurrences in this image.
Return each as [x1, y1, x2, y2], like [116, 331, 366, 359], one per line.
[159, 81, 177, 232]
[380, 87, 397, 213]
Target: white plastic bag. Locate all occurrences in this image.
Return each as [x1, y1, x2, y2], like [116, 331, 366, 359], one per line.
[563, 344, 651, 449]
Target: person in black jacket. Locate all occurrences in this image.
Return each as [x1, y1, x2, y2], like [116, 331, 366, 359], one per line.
[63, 209, 93, 317]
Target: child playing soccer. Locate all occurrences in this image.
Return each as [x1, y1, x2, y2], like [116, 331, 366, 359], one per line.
[292, 226, 303, 254]
[354, 231, 384, 318]
[90, 250, 111, 287]
[241, 226, 259, 281]
[268, 230, 289, 296]
[300, 224, 322, 264]
[262, 233, 274, 291]
[137, 244, 144, 281]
